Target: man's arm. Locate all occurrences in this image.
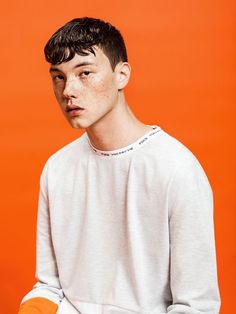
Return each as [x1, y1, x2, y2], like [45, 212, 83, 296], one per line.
[18, 162, 64, 313]
[166, 156, 221, 314]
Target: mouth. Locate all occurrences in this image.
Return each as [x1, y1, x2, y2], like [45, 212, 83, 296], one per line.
[65, 104, 85, 117]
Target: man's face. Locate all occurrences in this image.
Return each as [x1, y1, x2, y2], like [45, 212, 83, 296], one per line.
[49, 47, 127, 130]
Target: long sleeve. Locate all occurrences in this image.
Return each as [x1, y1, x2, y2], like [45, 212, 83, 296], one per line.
[18, 129, 221, 314]
[19, 162, 64, 312]
[166, 156, 221, 313]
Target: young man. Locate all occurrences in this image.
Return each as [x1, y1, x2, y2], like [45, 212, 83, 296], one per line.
[19, 17, 221, 314]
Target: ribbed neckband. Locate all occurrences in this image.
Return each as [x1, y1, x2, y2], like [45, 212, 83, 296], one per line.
[86, 125, 161, 157]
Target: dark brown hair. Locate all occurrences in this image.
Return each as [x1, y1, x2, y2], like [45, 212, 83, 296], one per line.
[44, 17, 128, 70]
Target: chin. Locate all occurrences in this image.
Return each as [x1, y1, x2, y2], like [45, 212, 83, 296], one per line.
[70, 122, 85, 129]
[68, 118, 91, 130]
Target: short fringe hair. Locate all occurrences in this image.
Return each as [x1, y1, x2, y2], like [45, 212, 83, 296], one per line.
[44, 17, 128, 70]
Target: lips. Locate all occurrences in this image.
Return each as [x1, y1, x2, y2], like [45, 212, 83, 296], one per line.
[65, 104, 84, 112]
[65, 104, 85, 117]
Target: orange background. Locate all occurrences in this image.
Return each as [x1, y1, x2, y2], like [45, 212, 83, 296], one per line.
[0, 1, 235, 313]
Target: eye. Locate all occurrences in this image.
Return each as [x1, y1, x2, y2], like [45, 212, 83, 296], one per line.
[53, 74, 64, 81]
[80, 71, 91, 78]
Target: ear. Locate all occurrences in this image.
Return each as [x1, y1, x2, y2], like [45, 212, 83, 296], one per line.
[115, 62, 131, 90]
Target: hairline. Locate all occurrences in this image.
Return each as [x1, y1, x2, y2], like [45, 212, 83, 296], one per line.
[49, 45, 121, 71]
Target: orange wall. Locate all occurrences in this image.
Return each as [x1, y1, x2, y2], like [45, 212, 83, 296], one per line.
[1, 1, 235, 313]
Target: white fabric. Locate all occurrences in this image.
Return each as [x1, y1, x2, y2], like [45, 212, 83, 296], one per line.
[56, 298, 78, 314]
[21, 125, 220, 314]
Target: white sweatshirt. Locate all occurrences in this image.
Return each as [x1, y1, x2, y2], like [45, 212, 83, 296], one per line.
[21, 125, 220, 314]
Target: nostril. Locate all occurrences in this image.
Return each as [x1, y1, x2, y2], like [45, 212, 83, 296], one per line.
[64, 94, 76, 99]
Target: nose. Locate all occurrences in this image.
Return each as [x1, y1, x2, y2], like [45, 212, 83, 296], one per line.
[63, 77, 78, 99]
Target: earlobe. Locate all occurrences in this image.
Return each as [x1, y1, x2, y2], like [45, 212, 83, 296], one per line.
[116, 62, 131, 90]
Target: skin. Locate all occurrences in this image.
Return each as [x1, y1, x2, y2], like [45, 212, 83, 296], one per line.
[49, 46, 152, 151]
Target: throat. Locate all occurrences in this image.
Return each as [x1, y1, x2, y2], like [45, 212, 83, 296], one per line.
[87, 124, 154, 152]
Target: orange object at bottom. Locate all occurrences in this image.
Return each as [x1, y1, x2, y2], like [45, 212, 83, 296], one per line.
[18, 297, 58, 314]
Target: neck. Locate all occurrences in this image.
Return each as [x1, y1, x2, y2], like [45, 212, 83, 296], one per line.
[86, 96, 152, 151]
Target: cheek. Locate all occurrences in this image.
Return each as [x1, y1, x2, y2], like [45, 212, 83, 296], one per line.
[90, 76, 117, 99]
[53, 85, 64, 102]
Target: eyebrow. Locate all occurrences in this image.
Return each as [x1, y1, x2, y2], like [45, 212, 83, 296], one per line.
[49, 62, 96, 73]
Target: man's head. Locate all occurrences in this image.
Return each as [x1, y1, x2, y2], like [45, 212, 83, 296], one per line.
[44, 17, 128, 71]
[45, 18, 131, 130]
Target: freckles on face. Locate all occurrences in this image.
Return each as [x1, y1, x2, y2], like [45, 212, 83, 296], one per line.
[49, 47, 121, 129]
[83, 71, 117, 107]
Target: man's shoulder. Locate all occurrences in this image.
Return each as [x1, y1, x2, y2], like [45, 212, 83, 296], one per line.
[147, 128, 199, 166]
[46, 132, 88, 166]
[144, 127, 210, 186]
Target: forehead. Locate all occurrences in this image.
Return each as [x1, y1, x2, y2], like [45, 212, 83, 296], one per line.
[49, 46, 111, 73]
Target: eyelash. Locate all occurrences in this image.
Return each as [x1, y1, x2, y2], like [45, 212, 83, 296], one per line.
[80, 71, 91, 78]
[53, 71, 91, 82]
[54, 75, 64, 81]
